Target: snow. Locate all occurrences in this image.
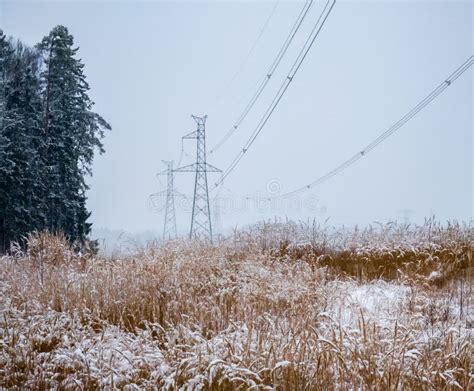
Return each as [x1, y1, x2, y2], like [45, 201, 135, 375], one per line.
[325, 280, 410, 326]
[273, 360, 291, 369]
[0, 229, 472, 389]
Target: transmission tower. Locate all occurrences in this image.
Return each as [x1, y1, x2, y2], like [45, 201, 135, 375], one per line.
[212, 196, 222, 239]
[174, 115, 221, 241]
[398, 209, 414, 226]
[156, 160, 178, 240]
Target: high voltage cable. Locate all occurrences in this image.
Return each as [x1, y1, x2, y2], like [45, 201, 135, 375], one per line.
[214, 0, 336, 187]
[177, 2, 282, 167]
[176, 138, 185, 167]
[211, 0, 280, 107]
[278, 55, 474, 198]
[210, 0, 314, 154]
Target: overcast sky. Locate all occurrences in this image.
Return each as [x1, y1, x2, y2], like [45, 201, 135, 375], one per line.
[1, 0, 472, 236]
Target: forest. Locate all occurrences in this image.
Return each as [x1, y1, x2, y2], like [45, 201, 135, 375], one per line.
[0, 26, 110, 252]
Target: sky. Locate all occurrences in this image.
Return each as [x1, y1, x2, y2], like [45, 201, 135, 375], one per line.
[1, 0, 472, 238]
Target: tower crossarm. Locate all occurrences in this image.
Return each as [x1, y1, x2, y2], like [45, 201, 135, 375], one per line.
[173, 163, 198, 172]
[173, 163, 221, 173]
[203, 163, 222, 173]
[182, 130, 199, 139]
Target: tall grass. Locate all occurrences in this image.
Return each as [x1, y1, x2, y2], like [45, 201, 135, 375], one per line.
[0, 222, 472, 389]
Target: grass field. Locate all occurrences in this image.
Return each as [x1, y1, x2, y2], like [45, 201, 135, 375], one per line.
[0, 220, 472, 389]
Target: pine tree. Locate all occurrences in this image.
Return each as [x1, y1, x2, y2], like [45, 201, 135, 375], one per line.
[0, 30, 13, 250]
[0, 36, 45, 250]
[0, 26, 110, 251]
[37, 25, 110, 243]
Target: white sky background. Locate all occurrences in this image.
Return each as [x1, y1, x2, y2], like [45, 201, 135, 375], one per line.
[1, 0, 473, 236]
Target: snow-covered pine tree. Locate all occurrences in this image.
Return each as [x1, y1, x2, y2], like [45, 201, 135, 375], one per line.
[0, 26, 109, 251]
[0, 37, 45, 250]
[37, 25, 110, 244]
[0, 30, 12, 250]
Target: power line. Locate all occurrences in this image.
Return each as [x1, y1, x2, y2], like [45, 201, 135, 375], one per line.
[210, 0, 315, 154]
[211, 0, 281, 110]
[279, 55, 474, 198]
[214, 0, 336, 187]
[176, 138, 185, 167]
[173, 4, 283, 185]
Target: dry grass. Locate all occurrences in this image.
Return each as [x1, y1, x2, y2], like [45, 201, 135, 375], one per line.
[0, 222, 472, 390]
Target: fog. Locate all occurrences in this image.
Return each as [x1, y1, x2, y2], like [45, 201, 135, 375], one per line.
[2, 0, 472, 239]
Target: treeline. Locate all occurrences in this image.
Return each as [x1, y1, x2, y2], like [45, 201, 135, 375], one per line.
[0, 26, 110, 252]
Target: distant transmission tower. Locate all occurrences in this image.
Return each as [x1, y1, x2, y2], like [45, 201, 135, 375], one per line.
[212, 196, 222, 239]
[175, 115, 221, 241]
[157, 160, 177, 240]
[398, 209, 414, 226]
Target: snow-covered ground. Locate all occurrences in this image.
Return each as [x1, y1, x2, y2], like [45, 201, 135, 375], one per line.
[0, 228, 472, 389]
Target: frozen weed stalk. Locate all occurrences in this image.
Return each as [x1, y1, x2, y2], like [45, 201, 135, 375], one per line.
[0, 221, 472, 389]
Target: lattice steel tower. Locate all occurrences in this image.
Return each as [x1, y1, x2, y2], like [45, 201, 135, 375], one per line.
[157, 160, 177, 240]
[175, 115, 221, 241]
